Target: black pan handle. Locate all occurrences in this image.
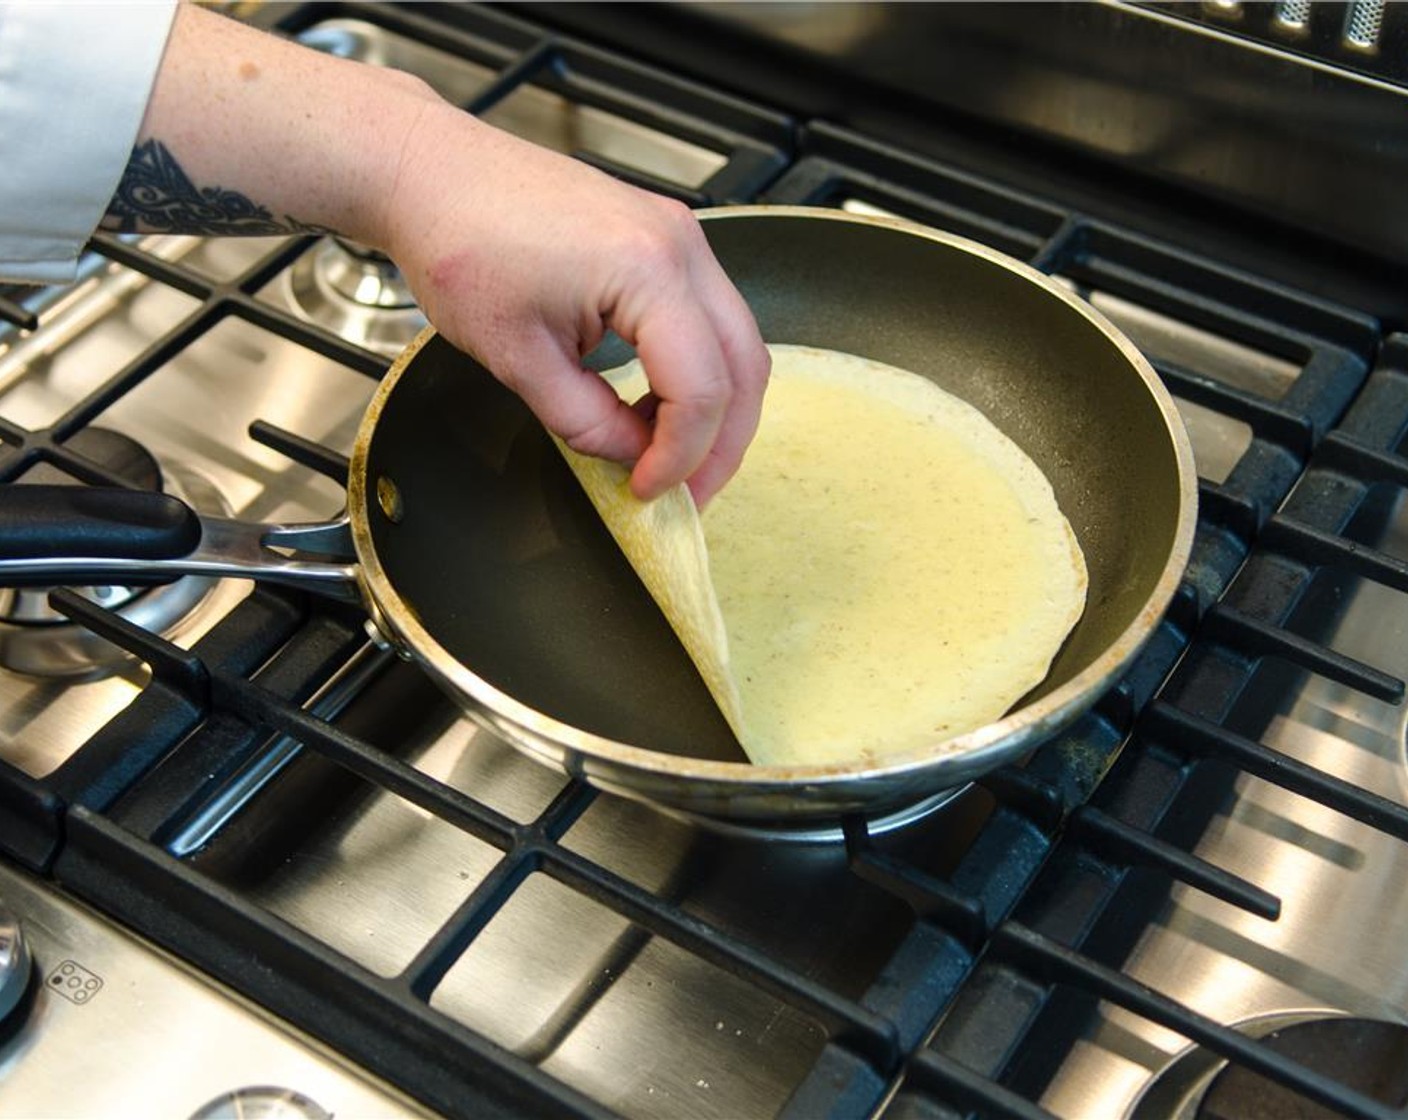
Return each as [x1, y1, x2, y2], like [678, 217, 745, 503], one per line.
[0, 485, 201, 560]
[0, 484, 361, 601]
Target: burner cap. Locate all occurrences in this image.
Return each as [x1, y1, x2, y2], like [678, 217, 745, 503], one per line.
[283, 237, 426, 357]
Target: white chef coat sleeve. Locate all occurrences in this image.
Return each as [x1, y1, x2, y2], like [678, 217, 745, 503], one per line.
[0, 1, 178, 284]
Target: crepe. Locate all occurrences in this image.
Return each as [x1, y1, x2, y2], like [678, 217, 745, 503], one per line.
[555, 344, 1087, 767]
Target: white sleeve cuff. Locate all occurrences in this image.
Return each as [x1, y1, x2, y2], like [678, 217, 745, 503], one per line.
[0, 1, 179, 284]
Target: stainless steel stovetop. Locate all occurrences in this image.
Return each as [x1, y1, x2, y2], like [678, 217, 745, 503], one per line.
[2, 5, 1407, 1119]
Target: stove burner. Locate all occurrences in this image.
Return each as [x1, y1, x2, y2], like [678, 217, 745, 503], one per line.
[0, 899, 32, 1030]
[283, 237, 426, 357]
[1197, 1018, 1408, 1119]
[2, 427, 165, 624]
[1127, 1011, 1408, 1120]
[0, 434, 231, 678]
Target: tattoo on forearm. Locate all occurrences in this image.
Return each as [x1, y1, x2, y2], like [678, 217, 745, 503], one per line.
[101, 139, 332, 237]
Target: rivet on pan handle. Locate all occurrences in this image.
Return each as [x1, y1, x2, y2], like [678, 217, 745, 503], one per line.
[361, 598, 413, 660]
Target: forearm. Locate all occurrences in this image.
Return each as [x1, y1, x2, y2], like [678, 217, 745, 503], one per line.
[100, 1, 436, 246]
[100, 2, 769, 503]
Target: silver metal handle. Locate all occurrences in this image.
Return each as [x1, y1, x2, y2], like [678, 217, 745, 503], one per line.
[0, 513, 362, 603]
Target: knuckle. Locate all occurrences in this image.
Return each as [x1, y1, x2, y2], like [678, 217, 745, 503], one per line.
[694, 369, 733, 406]
[630, 230, 687, 278]
[629, 200, 703, 274]
[561, 408, 621, 457]
[674, 376, 731, 423]
[390, 70, 436, 99]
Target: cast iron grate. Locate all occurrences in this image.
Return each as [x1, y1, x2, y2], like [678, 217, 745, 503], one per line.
[0, 224, 387, 872]
[270, 1, 794, 207]
[0, 3, 1403, 1119]
[894, 338, 1408, 1119]
[0, 290, 38, 332]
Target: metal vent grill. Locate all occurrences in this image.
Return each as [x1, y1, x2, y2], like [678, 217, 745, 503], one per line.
[1274, 0, 1312, 31]
[1345, 0, 1386, 48]
[1148, 0, 1408, 84]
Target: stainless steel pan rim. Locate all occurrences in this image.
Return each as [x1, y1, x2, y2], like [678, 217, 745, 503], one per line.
[347, 206, 1198, 811]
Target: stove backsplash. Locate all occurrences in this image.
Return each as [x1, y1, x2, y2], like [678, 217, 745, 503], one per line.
[520, 1, 1408, 294]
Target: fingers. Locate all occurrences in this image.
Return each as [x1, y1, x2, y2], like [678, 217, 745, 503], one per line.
[615, 208, 770, 505]
[680, 259, 770, 505]
[627, 298, 734, 501]
[502, 323, 652, 466]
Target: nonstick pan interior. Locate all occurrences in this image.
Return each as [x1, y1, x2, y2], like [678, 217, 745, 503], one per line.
[359, 210, 1188, 770]
[361, 336, 746, 762]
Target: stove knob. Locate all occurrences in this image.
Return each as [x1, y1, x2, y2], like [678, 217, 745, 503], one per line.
[0, 901, 32, 1024]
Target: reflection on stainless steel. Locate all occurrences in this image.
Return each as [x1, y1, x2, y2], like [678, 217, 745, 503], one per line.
[316, 242, 416, 310]
[481, 87, 728, 189]
[432, 869, 829, 1119]
[302, 18, 727, 189]
[1125, 1010, 1348, 1119]
[166, 643, 397, 858]
[217, 687, 566, 979]
[665, 2, 1408, 263]
[1070, 288, 1279, 485]
[1041, 491, 1408, 1118]
[1085, 289, 1300, 402]
[843, 198, 1300, 406]
[0, 235, 200, 388]
[191, 651, 922, 1118]
[693, 1, 887, 56]
[842, 197, 1263, 484]
[0, 578, 144, 624]
[189, 1087, 334, 1120]
[0, 864, 421, 1120]
[1167, 397, 1252, 485]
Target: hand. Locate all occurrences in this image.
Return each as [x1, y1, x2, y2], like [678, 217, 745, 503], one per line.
[379, 105, 770, 506]
[121, 3, 768, 503]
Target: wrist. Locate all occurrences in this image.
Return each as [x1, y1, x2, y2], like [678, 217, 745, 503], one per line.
[330, 67, 444, 252]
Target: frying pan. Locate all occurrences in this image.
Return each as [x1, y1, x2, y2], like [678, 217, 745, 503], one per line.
[0, 207, 1197, 826]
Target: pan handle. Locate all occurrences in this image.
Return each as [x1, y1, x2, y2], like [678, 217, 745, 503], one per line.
[0, 485, 362, 602]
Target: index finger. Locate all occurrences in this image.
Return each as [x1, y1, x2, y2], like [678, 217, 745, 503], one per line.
[678, 256, 770, 505]
[626, 299, 734, 501]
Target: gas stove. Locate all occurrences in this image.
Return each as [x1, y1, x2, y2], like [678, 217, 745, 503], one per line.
[3, 3, 1408, 1118]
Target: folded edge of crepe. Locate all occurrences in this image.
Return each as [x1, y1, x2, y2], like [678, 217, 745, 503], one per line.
[551, 438, 748, 746]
